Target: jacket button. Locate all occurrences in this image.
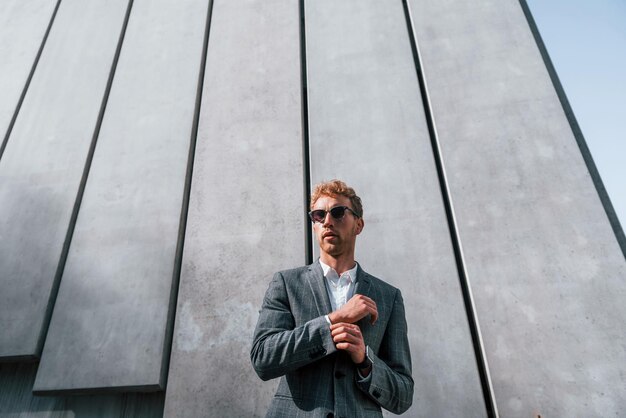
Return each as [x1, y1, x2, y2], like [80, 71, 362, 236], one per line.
[326, 414, 334, 418]
[310, 347, 327, 359]
[373, 389, 381, 398]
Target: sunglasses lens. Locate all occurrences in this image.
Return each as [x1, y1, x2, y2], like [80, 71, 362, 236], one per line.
[330, 206, 347, 219]
[310, 206, 353, 223]
[310, 210, 326, 223]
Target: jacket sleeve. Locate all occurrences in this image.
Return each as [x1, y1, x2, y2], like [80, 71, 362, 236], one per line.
[250, 271, 337, 381]
[356, 289, 414, 414]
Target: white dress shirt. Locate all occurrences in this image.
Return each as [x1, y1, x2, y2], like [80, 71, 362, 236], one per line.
[319, 259, 358, 311]
[319, 259, 372, 380]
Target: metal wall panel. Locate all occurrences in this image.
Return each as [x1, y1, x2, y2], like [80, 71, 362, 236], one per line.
[33, 0, 208, 392]
[409, 0, 626, 416]
[163, 0, 304, 416]
[0, 0, 57, 147]
[306, 1, 486, 416]
[0, 0, 130, 360]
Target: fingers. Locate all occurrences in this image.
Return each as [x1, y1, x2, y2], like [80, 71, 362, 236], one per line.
[369, 305, 378, 325]
[330, 322, 362, 332]
[351, 294, 375, 308]
[354, 295, 378, 321]
[335, 342, 360, 353]
[328, 295, 379, 325]
[331, 323, 363, 343]
[350, 295, 378, 325]
[331, 323, 366, 363]
[331, 324, 364, 348]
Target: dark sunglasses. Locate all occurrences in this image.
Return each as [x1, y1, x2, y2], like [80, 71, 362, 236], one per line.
[308, 206, 360, 223]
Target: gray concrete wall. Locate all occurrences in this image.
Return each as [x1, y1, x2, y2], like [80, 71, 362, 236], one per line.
[0, 0, 130, 360]
[0, 363, 164, 417]
[162, 0, 305, 416]
[1, 0, 624, 416]
[33, 0, 208, 393]
[409, 0, 626, 416]
[0, 0, 57, 153]
[305, 1, 485, 416]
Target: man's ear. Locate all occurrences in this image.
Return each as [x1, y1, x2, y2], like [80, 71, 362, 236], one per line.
[355, 217, 364, 235]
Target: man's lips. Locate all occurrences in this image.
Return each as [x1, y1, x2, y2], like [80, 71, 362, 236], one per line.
[322, 231, 337, 239]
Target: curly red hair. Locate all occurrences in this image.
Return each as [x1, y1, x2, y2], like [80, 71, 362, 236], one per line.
[310, 180, 363, 217]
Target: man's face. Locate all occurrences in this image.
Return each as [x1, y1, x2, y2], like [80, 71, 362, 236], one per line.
[311, 194, 364, 259]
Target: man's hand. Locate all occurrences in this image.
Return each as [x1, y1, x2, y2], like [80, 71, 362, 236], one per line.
[328, 294, 378, 325]
[331, 322, 366, 365]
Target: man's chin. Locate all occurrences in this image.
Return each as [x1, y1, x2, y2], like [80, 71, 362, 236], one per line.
[320, 245, 342, 257]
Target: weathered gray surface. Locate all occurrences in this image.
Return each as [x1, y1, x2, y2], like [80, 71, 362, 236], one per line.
[0, 363, 164, 418]
[1, 0, 625, 416]
[306, 1, 486, 416]
[0, 0, 56, 142]
[162, 0, 305, 416]
[410, 0, 626, 416]
[34, 0, 208, 392]
[0, 0, 129, 360]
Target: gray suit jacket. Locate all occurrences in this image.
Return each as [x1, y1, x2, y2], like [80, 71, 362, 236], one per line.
[251, 261, 413, 417]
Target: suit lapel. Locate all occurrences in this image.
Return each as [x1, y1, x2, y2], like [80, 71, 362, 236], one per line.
[305, 261, 332, 316]
[354, 264, 373, 300]
[354, 265, 380, 340]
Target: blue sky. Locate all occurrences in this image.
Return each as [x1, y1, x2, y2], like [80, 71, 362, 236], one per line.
[526, 0, 626, 229]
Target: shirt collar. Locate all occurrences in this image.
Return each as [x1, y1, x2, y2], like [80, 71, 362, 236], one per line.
[319, 259, 358, 282]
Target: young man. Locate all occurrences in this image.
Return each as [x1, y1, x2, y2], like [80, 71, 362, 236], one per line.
[251, 180, 413, 417]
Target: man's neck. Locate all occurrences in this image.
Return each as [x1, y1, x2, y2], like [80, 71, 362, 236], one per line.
[319, 253, 356, 276]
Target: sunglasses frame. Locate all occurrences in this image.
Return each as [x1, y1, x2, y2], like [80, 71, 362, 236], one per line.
[308, 205, 360, 223]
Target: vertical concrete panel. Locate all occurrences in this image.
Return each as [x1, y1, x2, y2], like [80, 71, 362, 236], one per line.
[0, 363, 164, 417]
[410, 0, 626, 416]
[306, 1, 486, 416]
[0, 0, 130, 360]
[33, 0, 208, 392]
[163, 0, 304, 416]
[0, 0, 57, 143]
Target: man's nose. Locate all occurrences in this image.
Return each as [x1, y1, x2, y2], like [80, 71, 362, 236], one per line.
[322, 211, 334, 226]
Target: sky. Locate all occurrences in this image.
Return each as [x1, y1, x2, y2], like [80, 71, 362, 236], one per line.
[525, 0, 626, 229]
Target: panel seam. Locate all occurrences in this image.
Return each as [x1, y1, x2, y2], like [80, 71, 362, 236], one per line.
[518, 0, 626, 259]
[299, 0, 313, 265]
[37, 0, 136, 358]
[401, 1, 499, 416]
[161, 0, 216, 390]
[0, 0, 63, 161]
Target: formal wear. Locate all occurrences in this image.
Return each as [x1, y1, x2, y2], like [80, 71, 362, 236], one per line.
[320, 260, 357, 312]
[251, 261, 413, 417]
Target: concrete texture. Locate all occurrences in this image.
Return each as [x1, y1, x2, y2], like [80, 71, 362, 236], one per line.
[306, 1, 486, 416]
[0, 0, 56, 146]
[162, 0, 305, 416]
[409, 0, 626, 415]
[33, 0, 208, 392]
[0, 363, 164, 418]
[0, 0, 130, 360]
[1, 0, 624, 416]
